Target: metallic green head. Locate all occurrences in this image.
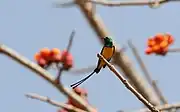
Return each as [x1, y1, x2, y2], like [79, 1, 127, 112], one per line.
[104, 36, 113, 47]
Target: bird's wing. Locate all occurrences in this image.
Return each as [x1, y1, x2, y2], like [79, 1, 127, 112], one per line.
[100, 46, 105, 55]
[96, 46, 105, 68]
[112, 45, 116, 56]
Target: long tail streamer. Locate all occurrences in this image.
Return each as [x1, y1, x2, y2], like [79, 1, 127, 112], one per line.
[70, 71, 95, 89]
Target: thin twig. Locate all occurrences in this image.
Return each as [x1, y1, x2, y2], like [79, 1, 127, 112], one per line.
[25, 93, 87, 112]
[137, 103, 180, 112]
[151, 81, 168, 104]
[128, 40, 168, 104]
[87, 0, 180, 7]
[68, 65, 96, 74]
[97, 54, 159, 112]
[67, 30, 76, 52]
[55, 30, 76, 83]
[51, 65, 96, 74]
[0, 44, 95, 112]
[168, 108, 177, 112]
[55, 67, 64, 84]
[168, 48, 180, 52]
[54, 1, 76, 8]
[127, 40, 153, 86]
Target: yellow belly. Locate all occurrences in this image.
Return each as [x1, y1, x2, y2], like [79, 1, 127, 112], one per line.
[98, 47, 114, 68]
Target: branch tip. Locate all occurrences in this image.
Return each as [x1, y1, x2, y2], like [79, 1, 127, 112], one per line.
[53, 1, 76, 8]
[25, 93, 87, 112]
[86, 0, 179, 7]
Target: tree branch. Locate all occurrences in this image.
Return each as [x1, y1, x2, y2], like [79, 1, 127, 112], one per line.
[25, 93, 87, 112]
[168, 48, 180, 53]
[55, 29, 76, 83]
[0, 44, 95, 112]
[138, 103, 180, 112]
[97, 54, 159, 112]
[68, 65, 96, 74]
[127, 40, 168, 104]
[87, 0, 180, 7]
[54, 1, 76, 8]
[67, 29, 76, 52]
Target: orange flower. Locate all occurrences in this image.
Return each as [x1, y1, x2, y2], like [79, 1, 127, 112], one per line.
[147, 38, 156, 47]
[37, 58, 47, 67]
[157, 47, 168, 56]
[52, 54, 62, 62]
[57, 109, 68, 112]
[34, 52, 41, 61]
[145, 47, 153, 55]
[63, 52, 73, 70]
[145, 33, 175, 56]
[162, 47, 168, 53]
[63, 61, 73, 70]
[39, 48, 51, 60]
[160, 40, 168, 48]
[164, 33, 174, 44]
[169, 37, 174, 45]
[154, 33, 164, 44]
[51, 48, 61, 55]
[152, 45, 161, 53]
[61, 50, 72, 62]
[73, 87, 88, 96]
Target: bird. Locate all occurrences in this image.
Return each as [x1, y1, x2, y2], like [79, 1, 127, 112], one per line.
[70, 36, 115, 89]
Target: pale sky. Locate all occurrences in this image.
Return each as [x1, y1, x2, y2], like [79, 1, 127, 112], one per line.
[0, 0, 180, 112]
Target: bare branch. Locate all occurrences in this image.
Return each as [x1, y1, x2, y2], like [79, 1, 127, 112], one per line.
[55, 30, 76, 83]
[73, 0, 161, 105]
[117, 103, 180, 112]
[151, 81, 168, 104]
[25, 93, 87, 112]
[168, 48, 180, 52]
[97, 54, 159, 112]
[127, 40, 153, 85]
[51, 64, 95, 75]
[0, 44, 95, 112]
[87, 0, 180, 7]
[54, 1, 76, 8]
[68, 65, 96, 74]
[138, 103, 180, 112]
[127, 40, 168, 104]
[67, 30, 76, 52]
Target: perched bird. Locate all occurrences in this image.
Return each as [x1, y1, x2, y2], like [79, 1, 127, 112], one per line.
[70, 37, 115, 89]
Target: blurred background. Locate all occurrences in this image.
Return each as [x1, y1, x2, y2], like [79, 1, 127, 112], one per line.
[0, 0, 180, 112]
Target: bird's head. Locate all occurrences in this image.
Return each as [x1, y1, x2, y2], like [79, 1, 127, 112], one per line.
[104, 36, 113, 47]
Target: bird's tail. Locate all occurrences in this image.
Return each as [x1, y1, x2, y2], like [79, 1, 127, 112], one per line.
[70, 71, 96, 89]
[94, 67, 101, 74]
[70, 67, 101, 89]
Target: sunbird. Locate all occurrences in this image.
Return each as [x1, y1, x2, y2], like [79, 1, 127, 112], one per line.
[70, 36, 115, 89]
